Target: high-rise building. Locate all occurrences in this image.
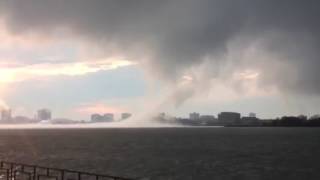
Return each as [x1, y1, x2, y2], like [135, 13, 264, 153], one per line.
[1, 109, 12, 122]
[91, 113, 114, 122]
[121, 113, 132, 120]
[189, 112, 200, 120]
[37, 109, 52, 121]
[91, 113, 103, 122]
[103, 113, 114, 122]
[218, 112, 241, 125]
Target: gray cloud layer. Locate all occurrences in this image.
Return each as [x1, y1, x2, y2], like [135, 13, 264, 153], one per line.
[1, 0, 320, 95]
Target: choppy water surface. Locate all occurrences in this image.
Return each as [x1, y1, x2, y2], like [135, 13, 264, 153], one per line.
[0, 127, 320, 180]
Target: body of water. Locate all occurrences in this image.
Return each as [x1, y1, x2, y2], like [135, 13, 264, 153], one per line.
[0, 127, 319, 179]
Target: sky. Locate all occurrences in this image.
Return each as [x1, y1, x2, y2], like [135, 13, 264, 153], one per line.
[0, 0, 320, 120]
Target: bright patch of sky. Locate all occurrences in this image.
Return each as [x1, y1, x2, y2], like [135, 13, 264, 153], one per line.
[3, 66, 146, 119]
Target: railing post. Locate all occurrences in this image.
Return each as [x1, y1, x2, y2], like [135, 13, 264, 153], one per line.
[33, 166, 36, 180]
[61, 170, 64, 180]
[6, 169, 9, 180]
[10, 164, 13, 180]
[45, 167, 49, 176]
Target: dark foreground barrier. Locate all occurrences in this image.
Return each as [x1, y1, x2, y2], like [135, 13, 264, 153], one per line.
[0, 161, 135, 180]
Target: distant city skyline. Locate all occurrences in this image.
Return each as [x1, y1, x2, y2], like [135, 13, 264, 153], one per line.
[2, 100, 320, 121]
[0, 107, 134, 121]
[2, 104, 320, 128]
[1, 104, 320, 123]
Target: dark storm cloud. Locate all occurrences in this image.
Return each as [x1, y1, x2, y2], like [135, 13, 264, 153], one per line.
[1, 0, 320, 94]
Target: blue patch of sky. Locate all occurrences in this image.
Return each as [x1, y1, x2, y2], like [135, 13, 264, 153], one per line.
[5, 66, 146, 110]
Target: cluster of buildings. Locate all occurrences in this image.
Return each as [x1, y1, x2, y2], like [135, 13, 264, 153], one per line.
[0, 108, 132, 124]
[217, 112, 259, 126]
[156, 111, 260, 126]
[2, 107, 319, 127]
[0, 108, 54, 124]
[156, 111, 320, 127]
[90, 112, 132, 122]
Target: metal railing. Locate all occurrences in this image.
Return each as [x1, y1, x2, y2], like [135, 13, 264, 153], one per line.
[0, 161, 135, 180]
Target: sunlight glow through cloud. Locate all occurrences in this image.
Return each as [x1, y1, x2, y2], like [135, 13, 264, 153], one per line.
[73, 102, 126, 117]
[234, 70, 260, 80]
[0, 19, 137, 84]
[0, 59, 136, 83]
